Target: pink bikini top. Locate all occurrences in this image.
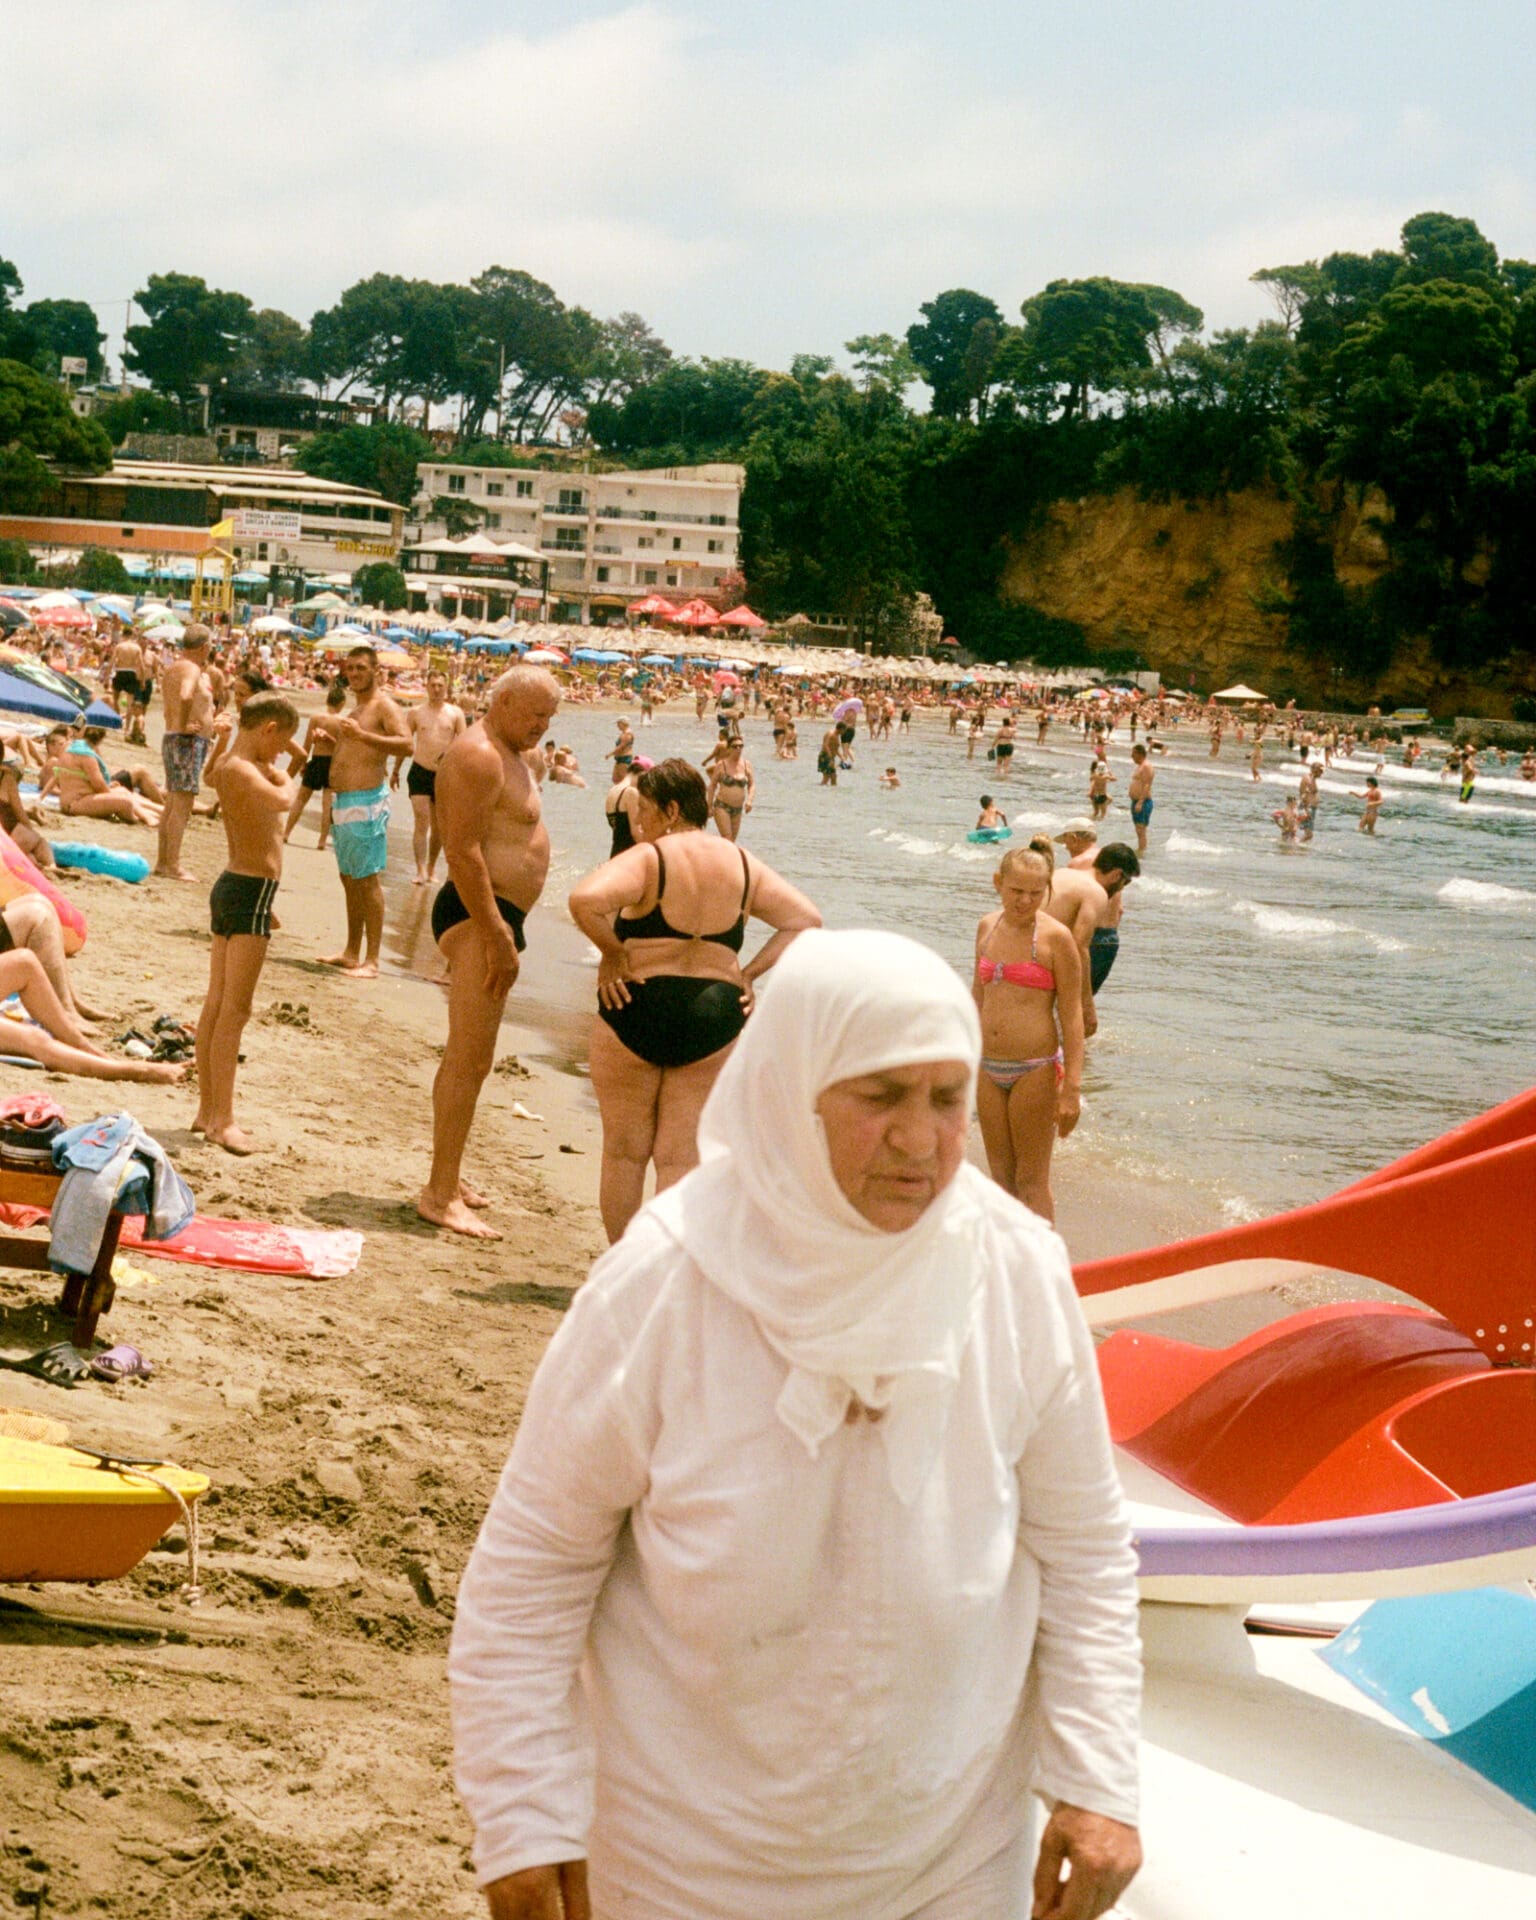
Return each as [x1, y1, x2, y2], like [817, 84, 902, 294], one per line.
[978, 923, 1056, 993]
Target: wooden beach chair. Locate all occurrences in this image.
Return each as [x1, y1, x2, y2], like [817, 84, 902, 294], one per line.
[0, 1152, 124, 1347]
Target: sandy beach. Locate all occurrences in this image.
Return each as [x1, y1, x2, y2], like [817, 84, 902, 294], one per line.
[0, 700, 1341, 1919]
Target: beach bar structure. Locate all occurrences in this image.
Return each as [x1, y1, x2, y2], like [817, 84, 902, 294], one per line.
[0, 461, 403, 581]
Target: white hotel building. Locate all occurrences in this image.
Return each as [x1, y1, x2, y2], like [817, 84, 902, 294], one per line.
[406, 461, 742, 623]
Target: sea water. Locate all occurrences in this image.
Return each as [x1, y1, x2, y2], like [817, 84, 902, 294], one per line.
[396, 705, 1536, 1232]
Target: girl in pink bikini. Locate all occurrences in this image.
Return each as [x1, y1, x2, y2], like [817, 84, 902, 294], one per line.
[971, 839, 1085, 1221]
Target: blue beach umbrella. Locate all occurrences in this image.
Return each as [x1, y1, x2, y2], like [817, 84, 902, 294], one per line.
[0, 670, 90, 723]
[383, 626, 415, 641]
[82, 701, 124, 729]
[640, 654, 675, 666]
[428, 628, 461, 646]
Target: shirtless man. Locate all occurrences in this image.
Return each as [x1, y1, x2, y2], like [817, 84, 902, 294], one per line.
[417, 666, 561, 1237]
[395, 670, 465, 885]
[1040, 841, 1140, 1038]
[1128, 742, 1155, 855]
[818, 721, 841, 787]
[994, 715, 1017, 780]
[109, 628, 147, 732]
[324, 645, 410, 978]
[155, 626, 216, 879]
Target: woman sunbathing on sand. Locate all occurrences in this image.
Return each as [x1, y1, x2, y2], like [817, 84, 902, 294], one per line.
[37, 730, 161, 827]
[0, 950, 183, 1083]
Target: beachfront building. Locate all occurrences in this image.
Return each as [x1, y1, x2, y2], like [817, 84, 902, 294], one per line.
[0, 461, 403, 580]
[406, 461, 742, 624]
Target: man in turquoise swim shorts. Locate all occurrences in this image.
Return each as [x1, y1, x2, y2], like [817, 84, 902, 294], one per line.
[322, 646, 409, 978]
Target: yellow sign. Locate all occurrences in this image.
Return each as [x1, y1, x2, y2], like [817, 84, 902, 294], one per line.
[336, 538, 396, 557]
[209, 518, 235, 539]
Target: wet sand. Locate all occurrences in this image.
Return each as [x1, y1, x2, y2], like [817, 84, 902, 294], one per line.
[0, 698, 1330, 1918]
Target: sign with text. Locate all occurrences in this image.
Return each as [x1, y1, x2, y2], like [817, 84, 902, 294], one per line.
[60, 356, 88, 376]
[232, 509, 303, 541]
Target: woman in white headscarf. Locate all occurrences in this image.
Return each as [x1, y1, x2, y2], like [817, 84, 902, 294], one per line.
[450, 930, 1142, 1920]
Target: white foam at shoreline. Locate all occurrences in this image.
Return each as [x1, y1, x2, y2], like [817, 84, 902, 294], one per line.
[1231, 899, 1406, 953]
[1438, 877, 1536, 912]
[1139, 875, 1219, 901]
[1165, 830, 1230, 856]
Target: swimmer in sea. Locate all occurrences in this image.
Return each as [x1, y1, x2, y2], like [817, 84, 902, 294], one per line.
[879, 767, 901, 789]
[818, 723, 840, 788]
[1459, 748, 1477, 804]
[1272, 794, 1300, 844]
[1350, 775, 1383, 834]
[976, 794, 1006, 830]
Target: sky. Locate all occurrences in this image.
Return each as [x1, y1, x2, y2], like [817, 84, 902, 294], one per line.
[5, 0, 1534, 380]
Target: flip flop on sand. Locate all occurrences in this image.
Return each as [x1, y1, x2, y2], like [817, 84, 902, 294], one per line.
[88, 1344, 154, 1383]
[0, 1342, 93, 1387]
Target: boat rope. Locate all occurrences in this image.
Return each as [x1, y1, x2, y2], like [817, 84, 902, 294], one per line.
[87, 1455, 203, 1605]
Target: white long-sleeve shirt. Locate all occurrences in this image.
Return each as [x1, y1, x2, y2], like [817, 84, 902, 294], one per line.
[450, 1213, 1141, 1920]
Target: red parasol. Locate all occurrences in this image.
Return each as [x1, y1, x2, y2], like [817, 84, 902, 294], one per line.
[628, 594, 679, 619]
[714, 605, 766, 629]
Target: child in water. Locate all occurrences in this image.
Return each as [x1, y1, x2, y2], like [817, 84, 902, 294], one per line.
[1272, 794, 1301, 844]
[879, 767, 901, 789]
[1088, 758, 1114, 820]
[976, 794, 1007, 829]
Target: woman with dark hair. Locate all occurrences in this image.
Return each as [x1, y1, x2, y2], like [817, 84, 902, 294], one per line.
[569, 757, 821, 1241]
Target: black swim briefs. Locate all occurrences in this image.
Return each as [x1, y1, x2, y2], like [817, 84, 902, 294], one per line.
[406, 761, 437, 801]
[210, 870, 278, 940]
[301, 753, 331, 793]
[431, 879, 527, 952]
[112, 669, 139, 696]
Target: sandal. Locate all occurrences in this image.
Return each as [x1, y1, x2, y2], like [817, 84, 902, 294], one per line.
[0, 1342, 93, 1387]
[152, 1015, 196, 1043]
[89, 1344, 154, 1383]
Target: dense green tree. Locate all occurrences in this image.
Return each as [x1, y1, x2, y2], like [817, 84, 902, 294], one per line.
[353, 560, 408, 608]
[294, 421, 431, 506]
[0, 536, 38, 584]
[588, 357, 768, 460]
[23, 299, 106, 380]
[905, 290, 1004, 420]
[845, 332, 919, 396]
[1002, 278, 1167, 420]
[1397, 212, 1500, 289]
[0, 357, 112, 511]
[1251, 264, 1326, 334]
[231, 308, 310, 389]
[74, 547, 132, 592]
[94, 388, 183, 444]
[124, 273, 257, 420]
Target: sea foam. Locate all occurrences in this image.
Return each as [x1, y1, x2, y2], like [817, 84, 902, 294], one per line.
[1231, 900, 1406, 954]
[1165, 831, 1230, 856]
[1437, 877, 1536, 912]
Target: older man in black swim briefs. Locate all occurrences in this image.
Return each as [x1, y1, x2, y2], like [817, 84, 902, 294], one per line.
[416, 667, 561, 1239]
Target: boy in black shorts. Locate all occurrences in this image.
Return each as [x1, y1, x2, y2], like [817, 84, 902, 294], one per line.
[194, 694, 299, 1154]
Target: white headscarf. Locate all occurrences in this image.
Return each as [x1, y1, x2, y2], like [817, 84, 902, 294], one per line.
[649, 928, 1001, 1500]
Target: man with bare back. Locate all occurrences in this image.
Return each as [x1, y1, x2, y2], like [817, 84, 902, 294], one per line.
[394, 670, 465, 885]
[323, 645, 410, 979]
[109, 627, 147, 732]
[417, 667, 560, 1238]
[155, 626, 216, 879]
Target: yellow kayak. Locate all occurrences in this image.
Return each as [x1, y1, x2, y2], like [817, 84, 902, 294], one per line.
[0, 1435, 209, 1582]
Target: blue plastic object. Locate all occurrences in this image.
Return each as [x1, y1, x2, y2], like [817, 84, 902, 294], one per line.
[966, 826, 1013, 843]
[1323, 1587, 1536, 1811]
[51, 843, 151, 884]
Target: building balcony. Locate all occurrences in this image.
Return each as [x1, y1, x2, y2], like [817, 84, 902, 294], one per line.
[594, 505, 736, 527]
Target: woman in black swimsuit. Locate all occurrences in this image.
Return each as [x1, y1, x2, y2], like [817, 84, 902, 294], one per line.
[569, 758, 821, 1242]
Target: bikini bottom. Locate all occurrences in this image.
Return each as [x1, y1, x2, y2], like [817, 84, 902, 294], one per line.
[599, 974, 747, 1069]
[979, 1049, 1063, 1093]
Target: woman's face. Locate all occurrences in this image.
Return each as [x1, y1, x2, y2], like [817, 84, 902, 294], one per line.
[816, 1060, 971, 1232]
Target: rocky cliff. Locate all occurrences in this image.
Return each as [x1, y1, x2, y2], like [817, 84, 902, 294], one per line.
[999, 487, 1533, 717]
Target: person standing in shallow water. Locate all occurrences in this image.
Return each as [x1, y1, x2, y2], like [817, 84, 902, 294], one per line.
[417, 667, 561, 1240]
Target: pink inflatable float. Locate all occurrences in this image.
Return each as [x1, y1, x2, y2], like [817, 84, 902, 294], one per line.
[0, 825, 87, 953]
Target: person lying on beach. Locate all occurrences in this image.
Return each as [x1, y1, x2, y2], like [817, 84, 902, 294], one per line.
[38, 728, 161, 827]
[547, 745, 586, 788]
[193, 694, 300, 1154]
[78, 727, 167, 805]
[0, 949, 182, 1083]
[0, 724, 46, 770]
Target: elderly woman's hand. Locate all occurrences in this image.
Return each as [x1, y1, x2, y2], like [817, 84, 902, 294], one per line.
[1031, 1805, 1141, 1919]
[483, 1860, 590, 1919]
[596, 945, 635, 1010]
